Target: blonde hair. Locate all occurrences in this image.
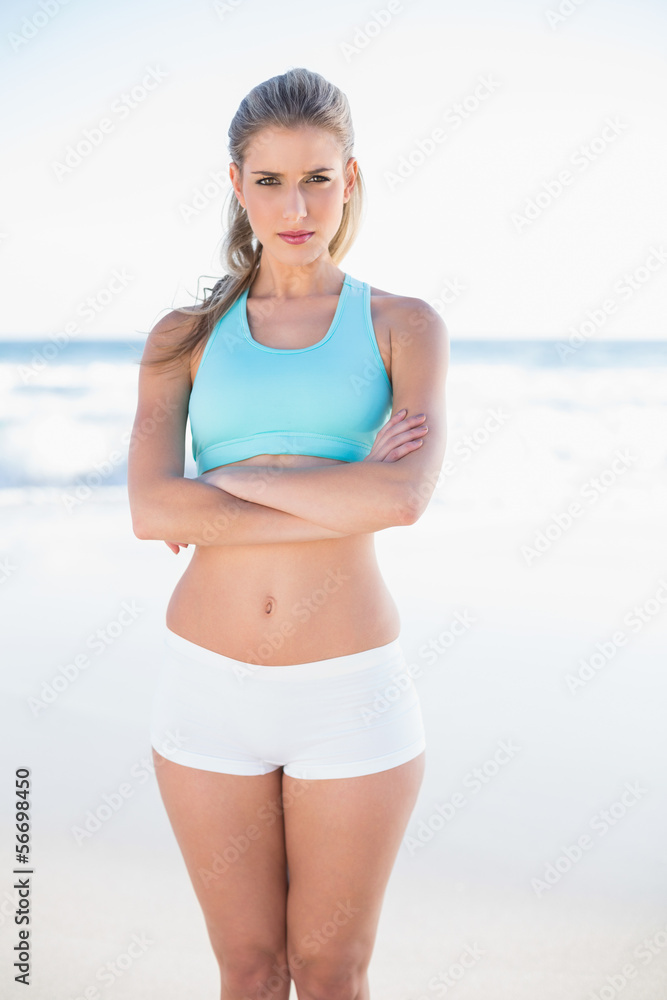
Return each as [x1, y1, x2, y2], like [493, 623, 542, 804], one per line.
[142, 66, 366, 372]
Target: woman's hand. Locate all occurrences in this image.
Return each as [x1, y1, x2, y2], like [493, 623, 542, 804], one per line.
[363, 408, 428, 463]
[164, 541, 189, 554]
[164, 466, 232, 555]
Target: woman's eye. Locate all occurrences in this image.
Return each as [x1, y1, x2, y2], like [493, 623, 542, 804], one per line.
[256, 176, 330, 185]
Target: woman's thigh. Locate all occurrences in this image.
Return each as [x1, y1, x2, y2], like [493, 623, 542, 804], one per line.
[282, 751, 426, 978]
[152, 750, 289, 967]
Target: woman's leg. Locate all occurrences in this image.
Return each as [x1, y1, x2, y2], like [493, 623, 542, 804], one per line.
[152, 750, 292, 1000]
[282, 751, 426, 1000]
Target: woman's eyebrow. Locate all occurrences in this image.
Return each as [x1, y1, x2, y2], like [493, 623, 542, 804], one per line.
[249, 167, 335, 176]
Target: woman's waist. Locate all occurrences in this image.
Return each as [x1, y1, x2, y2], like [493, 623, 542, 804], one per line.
[166, 550, 400, 664]
[165, 601, 401, 665]
[187, 531, 377, 590]
[171, 551, 395, 619]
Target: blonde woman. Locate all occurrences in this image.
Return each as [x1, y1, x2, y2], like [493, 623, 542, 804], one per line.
[128, 67, 448, 1000]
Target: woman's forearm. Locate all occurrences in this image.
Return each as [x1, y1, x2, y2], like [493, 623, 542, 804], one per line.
[200, 461, 411, 533]
[132, 476, 354, 545]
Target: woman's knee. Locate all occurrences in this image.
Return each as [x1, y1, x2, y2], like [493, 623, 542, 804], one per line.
[288, 951, 367, 1000]
[220, 947, 290, 999]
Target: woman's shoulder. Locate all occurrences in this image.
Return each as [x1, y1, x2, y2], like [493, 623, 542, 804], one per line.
[366, 280, 445, 333]
[141, 306, 204, 375]
[150, 304, 201, 337]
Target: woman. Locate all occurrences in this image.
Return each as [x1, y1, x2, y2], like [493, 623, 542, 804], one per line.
[128, 67, 448, 1000]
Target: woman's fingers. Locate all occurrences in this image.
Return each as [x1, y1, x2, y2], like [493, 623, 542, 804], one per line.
[164, 541, 189, 553]
[389, 423, 429, 446]
[363, 409, 429, 462]
[374, 413, 428, 458]
[389, 438, 425, 459]
[366, 435, 425, 462]
[385, 411, 426, 433]
[373, 412, 426, 446]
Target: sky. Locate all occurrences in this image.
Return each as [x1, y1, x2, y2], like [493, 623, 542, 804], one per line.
[0, 0, 666, 339]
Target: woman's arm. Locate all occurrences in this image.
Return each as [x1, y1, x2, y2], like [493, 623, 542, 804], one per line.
[158, 409, 430, 547]
[137, 480, 356, 546]
[128, 312, 353, 547]
[201, 302, 450, 534]
[159, 407, 431, 548]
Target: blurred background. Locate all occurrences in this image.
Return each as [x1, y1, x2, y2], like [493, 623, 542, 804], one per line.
[0, 1, 666, 998]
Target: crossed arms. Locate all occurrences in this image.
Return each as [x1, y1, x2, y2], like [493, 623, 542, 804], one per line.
[128, 297, 449, 547]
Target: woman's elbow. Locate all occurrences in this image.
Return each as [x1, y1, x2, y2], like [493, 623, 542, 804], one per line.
[128, 489, 160, 540]
[399, 475, 439, 524]
[131, 508, 154, 540]
[128, 476, 175, 540]
[382, 487, 418, 528]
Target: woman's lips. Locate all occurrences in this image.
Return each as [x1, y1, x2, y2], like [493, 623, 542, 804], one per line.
[278, 231, 314, 244]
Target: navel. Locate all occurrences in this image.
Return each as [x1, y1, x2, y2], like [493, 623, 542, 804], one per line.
[264, 596, 276, 615]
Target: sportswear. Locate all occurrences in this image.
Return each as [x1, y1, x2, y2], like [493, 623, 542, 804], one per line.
[188, 272, 393, 473]
[150, 625, 426, 779]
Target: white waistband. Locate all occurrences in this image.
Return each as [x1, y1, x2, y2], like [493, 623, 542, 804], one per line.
[164, 626, 405, 681]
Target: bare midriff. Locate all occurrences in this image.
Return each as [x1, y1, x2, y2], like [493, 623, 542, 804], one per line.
[165, 452, 402, 666]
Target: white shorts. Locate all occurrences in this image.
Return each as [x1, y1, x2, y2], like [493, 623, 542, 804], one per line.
[150, 626, 426, 780]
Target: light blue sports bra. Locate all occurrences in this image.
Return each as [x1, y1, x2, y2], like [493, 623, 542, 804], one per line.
[188, 272, 393, 473]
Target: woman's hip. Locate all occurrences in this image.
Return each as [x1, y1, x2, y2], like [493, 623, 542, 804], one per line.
[149, 624, 426, 779]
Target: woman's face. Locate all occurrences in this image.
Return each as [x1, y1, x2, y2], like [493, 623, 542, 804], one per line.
[229, 126, 357, 265]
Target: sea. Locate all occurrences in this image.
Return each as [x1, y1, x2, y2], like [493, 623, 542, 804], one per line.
[1, 337, 665, 514]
